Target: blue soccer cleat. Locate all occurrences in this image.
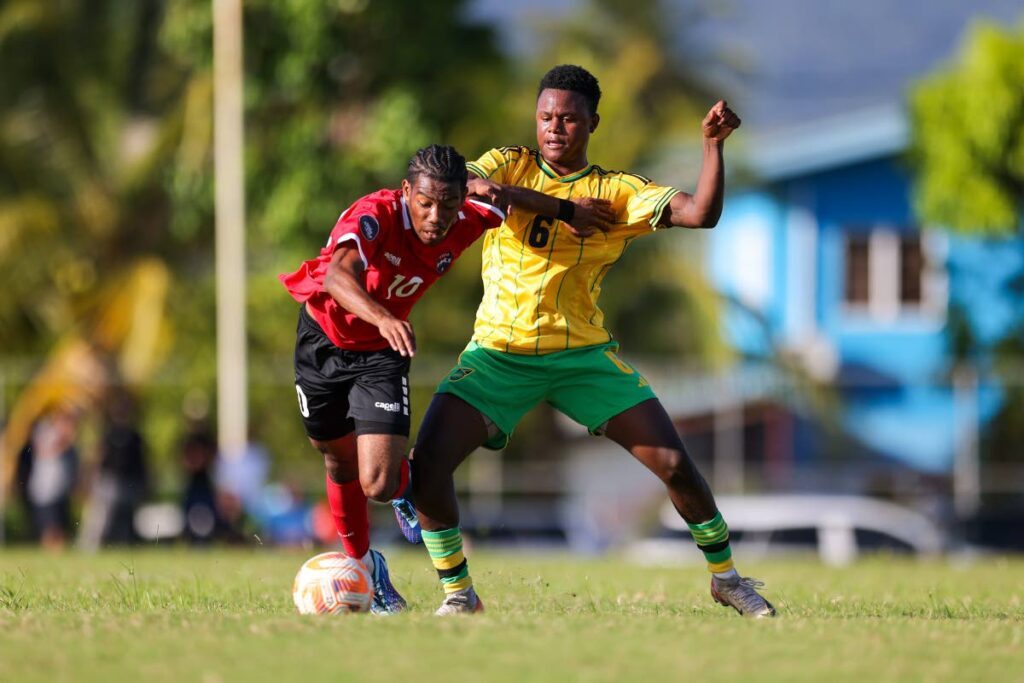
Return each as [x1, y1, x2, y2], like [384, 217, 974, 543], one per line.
[368, 549, 407, 615]
[391, 496, 423, 544]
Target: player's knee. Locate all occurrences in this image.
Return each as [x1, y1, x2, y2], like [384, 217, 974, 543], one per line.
[409, 441, 443, 479]
[658, 448, 698, 487]
[322, 452, 347, 483]
[361, 469, 397, 502]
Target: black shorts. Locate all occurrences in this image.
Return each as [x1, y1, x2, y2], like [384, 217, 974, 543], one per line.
[293, 306, 411, 441]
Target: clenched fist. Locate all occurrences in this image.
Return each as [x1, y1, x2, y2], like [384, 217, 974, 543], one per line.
[702, 100, 741, 143]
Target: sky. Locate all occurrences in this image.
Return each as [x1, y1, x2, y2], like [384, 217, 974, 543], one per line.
[469, 0, 1023, 131]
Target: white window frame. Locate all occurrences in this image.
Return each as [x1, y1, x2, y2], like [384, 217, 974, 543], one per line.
[842, 226, 946, 325]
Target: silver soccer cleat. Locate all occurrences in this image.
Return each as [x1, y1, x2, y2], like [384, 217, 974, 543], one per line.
[710, 575, 777, 618]
[434, 586, 484, 616]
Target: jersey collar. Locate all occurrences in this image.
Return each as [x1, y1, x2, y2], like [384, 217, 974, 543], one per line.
[399, 196, 412, 230]
[536, 153, 595, 183]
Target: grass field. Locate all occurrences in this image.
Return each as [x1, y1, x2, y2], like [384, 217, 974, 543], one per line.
[0, 548, 1021, 682]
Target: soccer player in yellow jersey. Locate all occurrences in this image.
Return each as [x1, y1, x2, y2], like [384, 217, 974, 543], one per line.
[410, 65, 776, 617]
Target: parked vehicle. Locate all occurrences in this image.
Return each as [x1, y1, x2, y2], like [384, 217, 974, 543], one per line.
[629, 494, 945, 566]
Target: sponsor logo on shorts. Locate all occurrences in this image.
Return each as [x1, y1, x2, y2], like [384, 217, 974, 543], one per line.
[448, 367, 474, 382]
[436, 251, 453, 274]
[374, 401, 401, 412]
[359, 215, 380, 241]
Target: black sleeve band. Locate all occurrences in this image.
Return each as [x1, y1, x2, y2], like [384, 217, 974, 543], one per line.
[556, 199, 575, 223]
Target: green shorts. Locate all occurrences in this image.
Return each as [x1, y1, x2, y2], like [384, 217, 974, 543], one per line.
[436, 341, 657, 449]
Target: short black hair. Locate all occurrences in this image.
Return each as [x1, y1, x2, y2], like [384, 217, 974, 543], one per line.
[407, 144, 467, 186]
[537, 65, 601, 116]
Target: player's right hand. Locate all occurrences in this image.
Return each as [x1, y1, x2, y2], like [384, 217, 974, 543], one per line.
[378, 317, 416, 357]
[468, 176, 511, 215]
[567, 197, 615, 238]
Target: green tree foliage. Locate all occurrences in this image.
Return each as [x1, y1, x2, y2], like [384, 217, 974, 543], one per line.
[1, 0, 730, 479]
[909, 20, 1024, 235]
[909, 20, 1024, 463]
[0, 1, 192, 354]
[0, 0, 508, 472]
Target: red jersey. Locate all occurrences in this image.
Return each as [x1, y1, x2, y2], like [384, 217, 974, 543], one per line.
[279, 188, 504, 350]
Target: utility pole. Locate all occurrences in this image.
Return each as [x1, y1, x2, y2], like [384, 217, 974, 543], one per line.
[213, 0, 248, 460]
[953, 365, 980, 518]
[0, 371, 6, 545]
[713, 378, 745, 494]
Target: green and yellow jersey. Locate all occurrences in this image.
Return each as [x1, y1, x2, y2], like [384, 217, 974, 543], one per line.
[466, 145, 680, 354]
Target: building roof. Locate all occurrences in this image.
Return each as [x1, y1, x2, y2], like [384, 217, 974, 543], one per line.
[471, 0, 1022, 184]
[684, 0, 1023, 129]
[742, 103, 908, 181]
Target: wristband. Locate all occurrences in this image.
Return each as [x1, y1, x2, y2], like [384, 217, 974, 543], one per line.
[556, 199, 575, 223]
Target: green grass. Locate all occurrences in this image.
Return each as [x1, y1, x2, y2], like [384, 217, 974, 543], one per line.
[0, 549, 1021, 682]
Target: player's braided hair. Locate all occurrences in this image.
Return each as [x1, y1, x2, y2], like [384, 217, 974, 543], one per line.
[406, 144, 468, 186]
[538, 64, 601, 116]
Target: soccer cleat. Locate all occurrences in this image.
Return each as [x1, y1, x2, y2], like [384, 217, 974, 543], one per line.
[368, 549, 407, 615]
[710, 575, 776, 618]
[434, 586, 484, 616]
[391, 497, 423, 544]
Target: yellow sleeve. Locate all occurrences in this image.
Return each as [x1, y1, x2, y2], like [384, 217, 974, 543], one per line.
[466, 146, 528, 185]
[625, 181, 680, 228]
[621, 180, 680, 236]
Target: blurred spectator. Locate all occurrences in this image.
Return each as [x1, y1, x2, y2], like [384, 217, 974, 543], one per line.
[79, 390, 150, 549]
[259, 480, 314, 546]
[180, 424, 224, 544]
[215, 440, 270, 541]
[15, 409, 80, 549]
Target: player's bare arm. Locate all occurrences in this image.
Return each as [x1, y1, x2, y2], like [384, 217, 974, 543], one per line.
[322, 244, 416, 357]
[657, 100, 741, 229]
[468, 173, 615, 237]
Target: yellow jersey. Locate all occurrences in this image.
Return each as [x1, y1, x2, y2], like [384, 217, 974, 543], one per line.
[466, 146, 680, 354]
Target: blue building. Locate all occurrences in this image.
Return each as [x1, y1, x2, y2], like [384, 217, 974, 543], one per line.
[707, 104, 1022, 473]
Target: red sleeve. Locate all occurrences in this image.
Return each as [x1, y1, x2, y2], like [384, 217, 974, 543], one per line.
[327, 196, 393, 267]
[278, 193, 394, 304]
[464, 199, 506, 231]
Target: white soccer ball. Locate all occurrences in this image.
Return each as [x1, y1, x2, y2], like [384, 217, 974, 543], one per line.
[292, 552, 373, 614]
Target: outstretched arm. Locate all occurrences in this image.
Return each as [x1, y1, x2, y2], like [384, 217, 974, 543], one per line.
[658, 100, 741, 229]
[323, 244, 416, 357]
[468, 175, 615, 238]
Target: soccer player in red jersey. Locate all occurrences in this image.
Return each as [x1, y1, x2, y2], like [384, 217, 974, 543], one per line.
[279, 145, 613, 613]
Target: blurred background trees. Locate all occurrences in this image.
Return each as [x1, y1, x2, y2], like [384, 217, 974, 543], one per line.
[1, 0, 726, 486]
[909, 20, 1024, 464]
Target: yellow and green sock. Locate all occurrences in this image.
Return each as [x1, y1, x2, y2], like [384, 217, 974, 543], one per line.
[688, 511, 736, 577]
[422, 527, 473, 594]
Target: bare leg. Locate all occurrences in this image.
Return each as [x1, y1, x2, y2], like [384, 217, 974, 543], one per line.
[355, 434, 408, 502]
[604, 398, 718, 524]
[310, 432, 359, 483]
[411, 393, 489, 531]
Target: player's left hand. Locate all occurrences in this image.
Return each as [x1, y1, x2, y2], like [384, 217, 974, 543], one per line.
[702, 100, 741, 142]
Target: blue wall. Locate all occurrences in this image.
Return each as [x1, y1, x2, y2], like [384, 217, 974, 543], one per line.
[709, 156, 1021, 471]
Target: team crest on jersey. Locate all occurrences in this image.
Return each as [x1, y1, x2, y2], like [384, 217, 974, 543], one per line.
[448, 367, 474, 382]
[359, 215, 380, 241]
[436, 251, 453, 274]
